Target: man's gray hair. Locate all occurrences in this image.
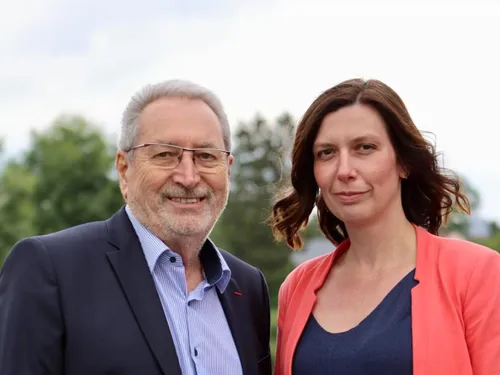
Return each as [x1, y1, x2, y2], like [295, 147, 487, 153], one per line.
[118, 79, 231, 151]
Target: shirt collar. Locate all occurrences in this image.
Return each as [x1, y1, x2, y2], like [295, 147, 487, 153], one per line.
[125, 205, 231, 292]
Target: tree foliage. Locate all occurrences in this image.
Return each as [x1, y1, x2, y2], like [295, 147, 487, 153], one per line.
[210, 113, 299, 304]
[0, 115, 123, 264]
[444, 175, 481, 236]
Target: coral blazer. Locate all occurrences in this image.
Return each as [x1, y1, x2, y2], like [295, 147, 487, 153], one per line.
[275, 226, 500, 375]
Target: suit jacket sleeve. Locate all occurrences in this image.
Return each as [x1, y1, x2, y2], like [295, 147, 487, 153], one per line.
[463, 249, 500, 375]
[257, 268, 272, 375]
[0, 238, 64, 375]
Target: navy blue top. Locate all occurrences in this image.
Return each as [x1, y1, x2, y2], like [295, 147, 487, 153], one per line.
[293, 269, 418, 375]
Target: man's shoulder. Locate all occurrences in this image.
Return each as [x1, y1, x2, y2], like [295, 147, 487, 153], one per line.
[37, 220, 108, 246]
[2, 218, 114, 281]
[10, 219, 110, 261]
[218, 248, 260, 276]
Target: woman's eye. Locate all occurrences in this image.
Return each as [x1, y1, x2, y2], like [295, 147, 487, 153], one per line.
[316, 149, 334, 158]
[358, 144, 376, 152]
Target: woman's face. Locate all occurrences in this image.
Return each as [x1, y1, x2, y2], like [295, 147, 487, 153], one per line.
[313, 104, 406, 227]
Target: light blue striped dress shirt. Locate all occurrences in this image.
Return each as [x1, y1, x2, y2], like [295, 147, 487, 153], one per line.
[125, 206, 243, 375]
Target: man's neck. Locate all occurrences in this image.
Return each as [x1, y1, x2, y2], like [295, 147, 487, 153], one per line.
[164, 235, 207, 293]
[125, 204, 209, 291]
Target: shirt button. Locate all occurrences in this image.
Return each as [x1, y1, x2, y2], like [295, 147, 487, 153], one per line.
[169, 256, 176, 263]
[194, 348, 198, 356]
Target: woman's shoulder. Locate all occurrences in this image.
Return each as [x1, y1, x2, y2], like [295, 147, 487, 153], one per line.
[421, 228, 500, 273]
[279, 241, 347, 303]
[283, 252, 332, 286]
[432, 231, 498, 260]
[277, 251, 332, 313]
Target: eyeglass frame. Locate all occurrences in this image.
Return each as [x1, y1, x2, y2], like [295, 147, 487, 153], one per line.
[125, 142, 231, 171]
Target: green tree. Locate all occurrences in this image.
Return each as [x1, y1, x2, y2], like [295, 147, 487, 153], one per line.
[480, 232, 500, 253]
[475, 221, 500, 253]
[211, 113, 299, 305]
[0, 115, 124, 265]
[0, 160, 38, 262]
[25, 115, 124, 234]
[444, 175, 481, 237]
[489, 221, 500, 235]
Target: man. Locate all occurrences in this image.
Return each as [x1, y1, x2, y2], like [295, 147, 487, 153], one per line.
[0, 80, 272, 375]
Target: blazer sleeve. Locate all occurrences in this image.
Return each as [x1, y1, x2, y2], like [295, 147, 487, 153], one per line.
[0, 238, 64, 375]
[463, 249, 500, 375]
[274, 279, 289, 375]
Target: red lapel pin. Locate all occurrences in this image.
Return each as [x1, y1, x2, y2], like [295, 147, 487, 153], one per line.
[234, 291, 242, 296]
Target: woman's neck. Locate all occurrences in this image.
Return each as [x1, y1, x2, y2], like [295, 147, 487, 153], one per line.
[343, 208, 417, 273]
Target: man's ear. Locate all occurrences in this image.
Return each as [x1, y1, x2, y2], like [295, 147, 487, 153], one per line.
[227, 154, 234, 178]
[116, 151, 130, 201]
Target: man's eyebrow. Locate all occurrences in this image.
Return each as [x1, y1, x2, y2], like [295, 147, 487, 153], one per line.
[193, 141, 220, 149]
[152, 140, 221, 149]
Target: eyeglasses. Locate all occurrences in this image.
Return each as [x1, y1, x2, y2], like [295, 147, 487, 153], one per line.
[127, 142, 230, 172]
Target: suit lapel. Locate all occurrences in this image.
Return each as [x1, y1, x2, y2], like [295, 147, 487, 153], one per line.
[218, 278, 253, 375]
[105, 208, 182, 375]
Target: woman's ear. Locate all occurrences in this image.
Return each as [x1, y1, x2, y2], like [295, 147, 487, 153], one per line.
[398, 164, 409, 179]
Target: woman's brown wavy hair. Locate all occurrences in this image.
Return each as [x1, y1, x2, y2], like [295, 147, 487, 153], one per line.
[268, 78, 470, 249]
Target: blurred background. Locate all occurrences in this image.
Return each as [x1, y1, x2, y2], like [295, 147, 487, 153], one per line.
[1, 0, 499, 355]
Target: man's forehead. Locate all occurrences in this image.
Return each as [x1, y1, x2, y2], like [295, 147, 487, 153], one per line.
[147, 139, 222, 149]
[141, 96, 216, 118]
[136, 124, 224, 149]
[136, 97, 224, 145]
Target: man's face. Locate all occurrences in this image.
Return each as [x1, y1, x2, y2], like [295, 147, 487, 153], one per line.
[116, 97, 233, 242]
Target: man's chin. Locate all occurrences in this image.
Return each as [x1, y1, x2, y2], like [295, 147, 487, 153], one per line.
[167, 218, 213, 236]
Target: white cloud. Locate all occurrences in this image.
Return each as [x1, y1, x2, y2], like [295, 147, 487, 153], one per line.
[0, 0, 499, 221]
[0, 0, 62, 41]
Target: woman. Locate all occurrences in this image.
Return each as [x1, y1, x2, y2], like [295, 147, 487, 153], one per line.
[269, 79, 500, 375]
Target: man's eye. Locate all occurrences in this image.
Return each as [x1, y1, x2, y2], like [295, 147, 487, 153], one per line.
[198, 152, 216, 160]
[155, 152, 177, 158]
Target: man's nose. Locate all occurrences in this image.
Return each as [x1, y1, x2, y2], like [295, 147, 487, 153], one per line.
[171, 152, 201, 188]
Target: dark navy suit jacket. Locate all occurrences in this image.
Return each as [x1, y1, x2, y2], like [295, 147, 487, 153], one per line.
[0, 207, 272, 375]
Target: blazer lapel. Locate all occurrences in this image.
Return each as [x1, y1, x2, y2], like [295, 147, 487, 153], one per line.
[105, 208, 182, 375]
[218, 278, 253, 375]
[411, 225, 431, 375]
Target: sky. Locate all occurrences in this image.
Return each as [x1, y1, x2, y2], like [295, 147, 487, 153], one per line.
[1, 0, 499, 221]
